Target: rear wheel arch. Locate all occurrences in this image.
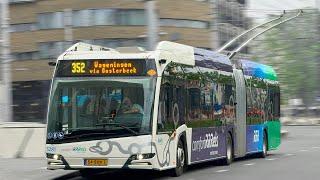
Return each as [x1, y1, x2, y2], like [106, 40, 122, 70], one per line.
[263, 128, 268, 149]
[177, 131, 188, 165]
[171, 131, 188, 177]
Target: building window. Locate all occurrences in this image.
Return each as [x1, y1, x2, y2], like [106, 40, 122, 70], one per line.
[37, 9, 211, 30]
[73, 9, 94, 27]
[10, 23, 37, 32]
[9, 0, 34, 3]
[92, 38, 146, 48]
[72, 9, 145, 27]
[93, 9, 116, 26]
[38, 39, 145, 59]
[160, 18, 209, 29]
[12, 51, 39, 61]
[38, 12, 64, 29]
[39, 41, 72, 59]
[12, 80, 51, 123]
[117, 10, 146, 25]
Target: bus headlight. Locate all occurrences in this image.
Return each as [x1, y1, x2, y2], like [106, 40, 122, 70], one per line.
[47, 153, 62, 160]
[131, 153, 155, 160]
[137, 154, 144, 160]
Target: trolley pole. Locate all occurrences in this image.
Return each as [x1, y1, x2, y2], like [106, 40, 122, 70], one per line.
[145, 0, 159, 50]
[0, 0, 13, 122]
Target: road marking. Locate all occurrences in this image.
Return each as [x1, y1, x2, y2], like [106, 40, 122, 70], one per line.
[312, 147, 320, 149]
[39, 167, 47, 170]
[243, 163, 255, 166]
[216, 169, 229, 173]
[299, 149, 309, 152]
[265, 158, 277, 161]
[283, 153, 295, 157]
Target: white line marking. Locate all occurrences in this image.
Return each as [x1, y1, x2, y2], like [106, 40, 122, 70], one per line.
[283, 153, 295, 157]
[312, 147, 320, 149]
[216, 169, 229, 173]
[265, 158, 277, 161]
[243, 163, 255, 166]
[299, 149, 309, 152]
[39, 167, 47, 170]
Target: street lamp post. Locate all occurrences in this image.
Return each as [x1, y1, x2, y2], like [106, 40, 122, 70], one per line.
[210, 0, 220, 50]
[0, 0, 13, 122]
[145, 0, 159, 50]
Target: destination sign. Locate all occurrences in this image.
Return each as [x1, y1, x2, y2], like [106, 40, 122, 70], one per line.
[56, 59, 148, 77]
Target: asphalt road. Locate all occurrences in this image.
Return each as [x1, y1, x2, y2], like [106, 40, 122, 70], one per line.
[1, 126, 320, 180]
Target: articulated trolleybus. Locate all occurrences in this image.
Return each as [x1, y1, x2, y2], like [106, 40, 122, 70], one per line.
[46, 10, 303, 176]
[46, 41, 281, 176]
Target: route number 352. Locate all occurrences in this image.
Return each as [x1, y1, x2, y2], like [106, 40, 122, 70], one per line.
[71, 62, 85, 73]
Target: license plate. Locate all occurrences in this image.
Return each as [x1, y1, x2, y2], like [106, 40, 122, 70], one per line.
[84, 159, 108, 166]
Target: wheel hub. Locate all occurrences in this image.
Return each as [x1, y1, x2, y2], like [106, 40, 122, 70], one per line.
[177, 147, 185, 167]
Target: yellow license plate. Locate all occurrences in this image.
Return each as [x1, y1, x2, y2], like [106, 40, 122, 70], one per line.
[84, 159, 108, 166]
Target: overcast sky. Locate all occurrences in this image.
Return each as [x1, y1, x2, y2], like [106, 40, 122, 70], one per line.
[247, 0, 317, 20]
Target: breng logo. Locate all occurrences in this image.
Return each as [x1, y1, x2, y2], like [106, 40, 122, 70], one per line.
[192, 132, 219, 152]
[253, 130, 259, 143]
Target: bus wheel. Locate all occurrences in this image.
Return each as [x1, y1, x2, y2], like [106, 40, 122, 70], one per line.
[223, 133, 233, 165]
[260, 131, 268, 158]
[171, 140, 186, 177]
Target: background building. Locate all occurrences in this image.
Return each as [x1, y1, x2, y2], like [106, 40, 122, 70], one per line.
[7, 0, 249, 122]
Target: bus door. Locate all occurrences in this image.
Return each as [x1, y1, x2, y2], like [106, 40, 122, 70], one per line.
[233, 69, 246, 157]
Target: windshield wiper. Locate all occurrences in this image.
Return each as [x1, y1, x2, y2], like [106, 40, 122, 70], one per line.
[96, 122, 139, 135]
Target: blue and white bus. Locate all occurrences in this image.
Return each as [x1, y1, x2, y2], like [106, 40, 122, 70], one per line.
[46, 41, 280, 177]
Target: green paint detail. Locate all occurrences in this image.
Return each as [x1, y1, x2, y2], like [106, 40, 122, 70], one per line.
[187, 119, 223, 128]
[265, 120, 281, 150]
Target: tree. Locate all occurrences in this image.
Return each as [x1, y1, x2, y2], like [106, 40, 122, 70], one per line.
[250, 9, 320, 107]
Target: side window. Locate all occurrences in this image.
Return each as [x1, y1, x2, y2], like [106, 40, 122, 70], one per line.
[157, 63, 186, 133]
[274, 87, 280, 119]
[184, 66, 235, 127]
[223, 84, 235, 124]
[157, 81, 175, 133]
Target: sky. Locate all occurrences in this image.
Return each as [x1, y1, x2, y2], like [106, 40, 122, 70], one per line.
[247, 0, 317, 20]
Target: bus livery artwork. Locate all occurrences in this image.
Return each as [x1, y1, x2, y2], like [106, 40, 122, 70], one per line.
[191, 127, 226, 162]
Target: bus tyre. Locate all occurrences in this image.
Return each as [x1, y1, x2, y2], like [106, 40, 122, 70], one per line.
[171, 140, 186, 177]
[223, 133, 233, 165]
[260, 131, 268, 158]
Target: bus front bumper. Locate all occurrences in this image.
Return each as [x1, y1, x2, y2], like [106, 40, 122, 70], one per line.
[47, 157, 155, 170]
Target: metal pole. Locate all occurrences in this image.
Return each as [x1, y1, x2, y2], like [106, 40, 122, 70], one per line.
[145, 0, 159, 50]
[64, 8, 73, 43]
[210, 0, 219, 50]
[0, 0, 13, 122]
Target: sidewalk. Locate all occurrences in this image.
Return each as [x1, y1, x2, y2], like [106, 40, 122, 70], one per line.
[0, 122, 46, 158]
[0, 158, 75, 180]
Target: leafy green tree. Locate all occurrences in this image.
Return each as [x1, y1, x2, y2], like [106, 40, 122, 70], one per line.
[251, 10, 320, 107]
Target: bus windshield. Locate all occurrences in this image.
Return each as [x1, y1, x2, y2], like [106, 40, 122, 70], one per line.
[47, 77, 156, 143]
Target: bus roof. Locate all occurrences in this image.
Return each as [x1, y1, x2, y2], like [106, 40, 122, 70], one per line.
[57, 41, 232, 71]
[56, 41, 276, 80]
[240, 59, 278, 81]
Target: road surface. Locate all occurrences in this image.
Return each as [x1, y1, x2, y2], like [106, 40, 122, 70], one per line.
[1, 126, 320, 180]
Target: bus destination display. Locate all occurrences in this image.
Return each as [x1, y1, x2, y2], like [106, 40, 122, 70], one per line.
[56, 59, 146, 77]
